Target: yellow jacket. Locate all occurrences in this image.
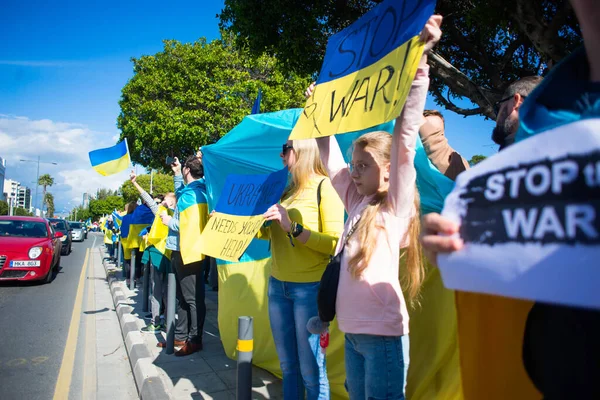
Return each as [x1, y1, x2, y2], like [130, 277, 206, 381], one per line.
[259, 176, 344, 283]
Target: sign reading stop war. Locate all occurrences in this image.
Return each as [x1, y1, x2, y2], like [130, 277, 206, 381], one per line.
[439, 119, 600, 310]
[199, 168, 288, 262]
[289, 0, 435, 140]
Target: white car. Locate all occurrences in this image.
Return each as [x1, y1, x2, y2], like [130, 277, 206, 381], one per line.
[69, 221, 86, 242]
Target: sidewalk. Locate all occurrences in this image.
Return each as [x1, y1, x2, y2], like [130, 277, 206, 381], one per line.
[99, 247, 283, 399]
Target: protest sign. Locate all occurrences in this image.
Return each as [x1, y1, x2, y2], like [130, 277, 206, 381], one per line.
[289, 0, 435, 140]
[438, 119, 600, 309]
[199, 168, 288, 262]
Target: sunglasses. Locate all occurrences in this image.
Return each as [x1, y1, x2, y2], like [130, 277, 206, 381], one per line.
[493, 95, 526, 116]
[282, 144, 294, 154]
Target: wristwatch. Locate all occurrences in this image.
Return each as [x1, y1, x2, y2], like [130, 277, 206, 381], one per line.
[292, 223, 304, 238]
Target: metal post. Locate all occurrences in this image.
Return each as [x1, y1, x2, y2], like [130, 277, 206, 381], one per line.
[117, 242, 122, 269]
[166, 272, 177, 355]
[129, 250, 136, 290]
[35, 155, 40, 212]
[142, 262, 150, 312]
[236, 316, 253, 400]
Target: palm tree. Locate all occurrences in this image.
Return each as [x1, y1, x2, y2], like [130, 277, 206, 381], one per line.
[38, 174, 54, 214]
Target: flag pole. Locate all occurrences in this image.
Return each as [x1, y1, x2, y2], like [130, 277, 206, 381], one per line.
[123, 138, 133, 169]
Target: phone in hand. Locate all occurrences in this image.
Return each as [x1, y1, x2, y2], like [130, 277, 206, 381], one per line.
[165, 156, 175, 165]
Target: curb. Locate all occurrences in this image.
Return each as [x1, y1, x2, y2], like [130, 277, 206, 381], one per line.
[100, 253, 173, 400]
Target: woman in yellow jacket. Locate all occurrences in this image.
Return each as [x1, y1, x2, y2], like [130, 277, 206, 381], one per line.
[262, 139, 344, 400]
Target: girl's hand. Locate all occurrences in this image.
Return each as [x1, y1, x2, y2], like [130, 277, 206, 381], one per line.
[305, 82, 316, 99]
[420, 15, 443, 53]
[263, 204, 292, 233]
[129, 170, 137, 183]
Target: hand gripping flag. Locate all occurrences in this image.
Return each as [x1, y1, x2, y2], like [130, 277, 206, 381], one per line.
[177, 179, 209, 265]
[88, 140, 131, 176]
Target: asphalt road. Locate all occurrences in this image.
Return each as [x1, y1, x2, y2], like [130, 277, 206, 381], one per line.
[0, 234, 97, 400]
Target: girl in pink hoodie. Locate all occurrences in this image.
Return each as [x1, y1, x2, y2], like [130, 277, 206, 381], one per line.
[314, 15, 442, 399]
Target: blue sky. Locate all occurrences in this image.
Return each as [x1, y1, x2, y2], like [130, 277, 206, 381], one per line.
[0, 0, 497, 215]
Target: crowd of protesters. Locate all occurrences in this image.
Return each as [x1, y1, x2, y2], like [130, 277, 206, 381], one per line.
[101, 1, 600, 398]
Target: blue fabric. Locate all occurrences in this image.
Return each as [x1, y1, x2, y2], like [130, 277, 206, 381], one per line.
[202, 109, 453, 265]
[252, 88, 262, 114]
[268, 276, 329, 400]
[517, 46, 600, 142]
[344, 333, 409, 399]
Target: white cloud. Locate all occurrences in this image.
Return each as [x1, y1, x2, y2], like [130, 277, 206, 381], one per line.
[0, 115, 131, 215]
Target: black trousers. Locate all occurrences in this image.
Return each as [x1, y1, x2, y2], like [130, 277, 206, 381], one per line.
[523, 302, 600, 399]
[171, 251, 205, 343]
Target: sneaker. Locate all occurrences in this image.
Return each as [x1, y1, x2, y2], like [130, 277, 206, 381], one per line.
[141, 324, 163, 333]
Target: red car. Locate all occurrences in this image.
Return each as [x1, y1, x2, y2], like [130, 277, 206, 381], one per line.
[0, 216, 64, 283]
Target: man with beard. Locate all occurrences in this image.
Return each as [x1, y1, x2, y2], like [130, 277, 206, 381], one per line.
[492, 76, 543, 150]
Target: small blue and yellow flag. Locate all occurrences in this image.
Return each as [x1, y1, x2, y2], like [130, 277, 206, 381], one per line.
[178, 179, 209, 265]
[89, 141, 131, 176]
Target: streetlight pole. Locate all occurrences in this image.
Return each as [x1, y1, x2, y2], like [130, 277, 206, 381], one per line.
[20, 156, 58, 215]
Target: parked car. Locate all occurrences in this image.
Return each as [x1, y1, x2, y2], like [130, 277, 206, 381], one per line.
[69, 221, 86, 242]
[48, 218, 72, 255]
[0, 216, 63, 283]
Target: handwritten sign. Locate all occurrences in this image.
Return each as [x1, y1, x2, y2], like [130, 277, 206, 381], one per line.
[199, 168, 288, 262]
[438, 119, 600, 310]
[289, 0, 435, 140]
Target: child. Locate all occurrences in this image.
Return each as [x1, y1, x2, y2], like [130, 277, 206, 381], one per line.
[314, 15, 442, 399]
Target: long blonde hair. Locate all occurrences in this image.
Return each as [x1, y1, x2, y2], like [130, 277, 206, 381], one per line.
[281, 138, 328, 201]
[347, 131, 424, 301]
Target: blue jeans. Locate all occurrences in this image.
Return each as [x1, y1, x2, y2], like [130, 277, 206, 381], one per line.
[268, 276, 329, 400]
[345, 333, 410, 400]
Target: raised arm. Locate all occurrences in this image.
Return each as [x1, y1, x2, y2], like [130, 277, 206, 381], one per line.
[388, 15, 442, 217]
[130, 171, 159, 215]
[316, 136, 362, 211]
[302, 178, 345, 255]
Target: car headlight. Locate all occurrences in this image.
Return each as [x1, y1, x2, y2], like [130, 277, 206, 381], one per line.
[29, 247, 43, 259]
[60, 236, 67, 242]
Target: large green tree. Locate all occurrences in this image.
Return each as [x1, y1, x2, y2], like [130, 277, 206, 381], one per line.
[89, 196, 125, 219]
[121, 172, 174, 203]
[117, 33, 312, 169]
[219, 0, 581, 119]
[38, 174, 54, 213]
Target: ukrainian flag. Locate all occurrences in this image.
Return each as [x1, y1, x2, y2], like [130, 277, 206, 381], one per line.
[120, 213, 133, 260]
[126, 205, 155, 250]
[147, 205, 173, 257]
[89, 140, 130, 176]
[177, 180, 209, 265]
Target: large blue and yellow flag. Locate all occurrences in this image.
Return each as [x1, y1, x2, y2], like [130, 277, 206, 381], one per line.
[177, 179, 209, 265]
[290, 0, 435, 139]
[202, 109, 459, 399]
[147, 205, 173, 257]
[88, 140, 131, 176]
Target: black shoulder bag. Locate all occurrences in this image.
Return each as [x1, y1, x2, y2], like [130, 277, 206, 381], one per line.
[317, 211, 359, 323]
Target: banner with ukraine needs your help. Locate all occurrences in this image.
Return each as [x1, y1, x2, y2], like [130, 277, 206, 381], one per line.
[199, 168, 288, 262]
[291, 0, 435, 140]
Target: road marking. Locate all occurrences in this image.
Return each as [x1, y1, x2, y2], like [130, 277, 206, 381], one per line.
[53, 247, 90, 400]
[82, 247, 98, 400]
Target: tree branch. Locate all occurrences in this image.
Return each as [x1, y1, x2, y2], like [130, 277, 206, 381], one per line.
[432, 85, 483, 116]
[428, 51, 497, 119]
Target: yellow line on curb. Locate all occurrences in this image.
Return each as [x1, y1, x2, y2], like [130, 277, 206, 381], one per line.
[53, 247, 90, 400]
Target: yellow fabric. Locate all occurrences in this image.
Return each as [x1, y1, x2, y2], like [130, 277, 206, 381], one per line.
[260, 177, 344, 283]
[147, 206, 172, 256]
[290, 37, 424, 140]
[91, 152, 130, 176]
[406, 264, 463, 400]
[103, 227, 113, 244]
[179, 202, 209, 265]
[217, 258, 349, 399]
[455, 292, 540, 399]
[200, 213, 264, 262]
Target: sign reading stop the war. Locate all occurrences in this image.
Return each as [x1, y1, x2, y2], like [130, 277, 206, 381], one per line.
[438, 119, 600, 310]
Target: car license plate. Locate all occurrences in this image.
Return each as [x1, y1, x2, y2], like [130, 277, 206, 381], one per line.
[10, 261, 41, 267]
